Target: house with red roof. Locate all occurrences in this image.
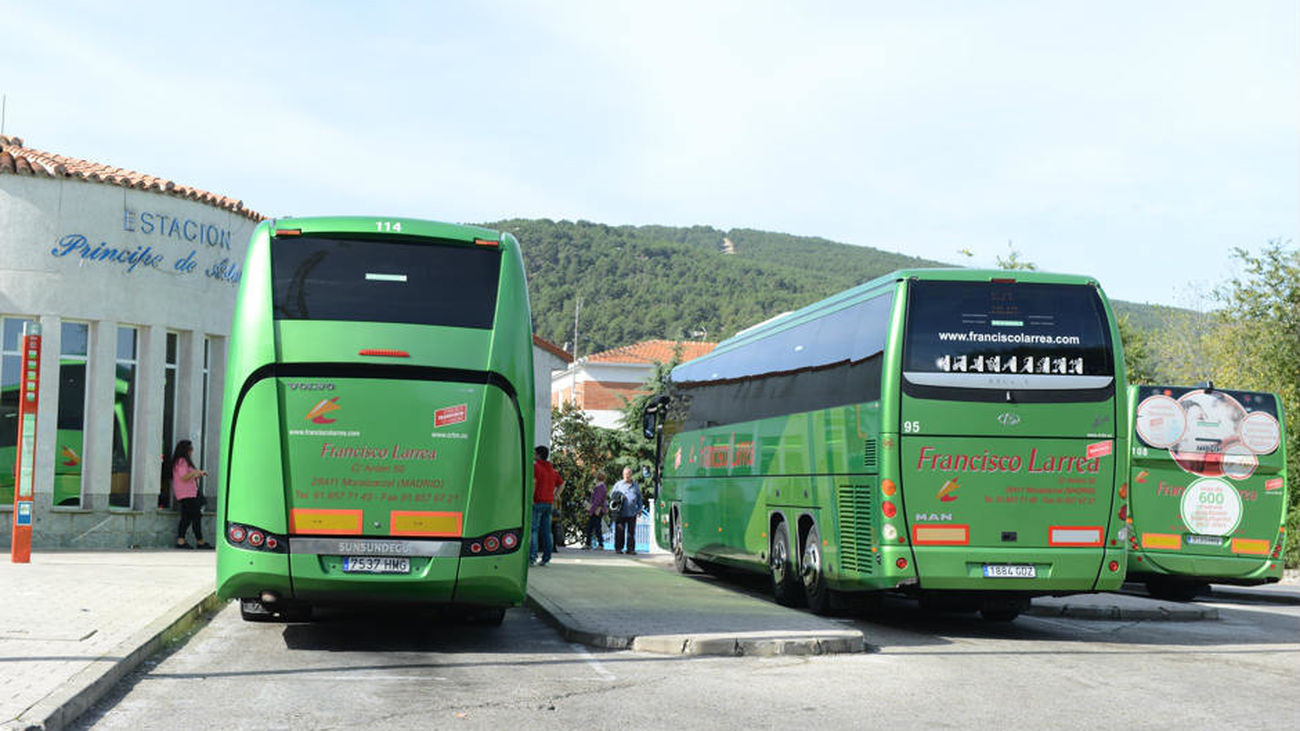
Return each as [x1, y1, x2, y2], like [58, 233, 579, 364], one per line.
[551, 339, 716, 429]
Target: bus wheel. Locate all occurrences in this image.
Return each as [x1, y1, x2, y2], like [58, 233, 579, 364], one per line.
[239, 599, 275, 622]
[1145, 577, 1207, 602]
[770, 522, 803, 607]
[801, 524, 832, 615]
[671, 510, 695, 574]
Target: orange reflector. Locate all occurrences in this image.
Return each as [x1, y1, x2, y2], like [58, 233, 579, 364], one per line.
[474, 238, 500, 247]
[881, 479, 897, 497]
[912, 524, 970, 545]
[390, 511, 463, 537]
[359, 349, 411, 357]
[275, 228, 302, 237]
[1230, 538, 1271, 556]
[290, 509, 363, 535]
[1049, 526, 1103, 547]
[1141, 532, 1181, 550]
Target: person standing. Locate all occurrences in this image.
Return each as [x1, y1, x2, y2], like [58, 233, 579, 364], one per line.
[611, 466, 642, 555]
[585, 471, 608, 550]
[531, 446, 564, 566]
[169, 440, 211, 549]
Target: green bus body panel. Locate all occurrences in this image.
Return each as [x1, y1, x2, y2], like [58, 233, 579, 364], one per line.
[217, 217, 534, 609]
[659, 268, 1129, 597]
[1126, 385, 1287, 584]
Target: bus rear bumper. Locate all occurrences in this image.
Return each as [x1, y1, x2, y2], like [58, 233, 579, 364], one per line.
[910, 545, 1127, 594]
[1127, 551, 1282, 585]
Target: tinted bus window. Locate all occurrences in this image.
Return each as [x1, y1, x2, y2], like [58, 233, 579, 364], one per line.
[903, 281, 1113, 398]
[271, 236, 501, 328]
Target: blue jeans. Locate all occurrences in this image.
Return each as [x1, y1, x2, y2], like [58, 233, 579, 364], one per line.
[531, 502, 554, 563]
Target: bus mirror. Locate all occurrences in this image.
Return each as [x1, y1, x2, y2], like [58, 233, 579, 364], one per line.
[642, 409, 657, 440]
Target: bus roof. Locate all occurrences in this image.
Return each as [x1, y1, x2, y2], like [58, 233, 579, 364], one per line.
[266, 216, 508, 247]
[673, 268, 1103, 384]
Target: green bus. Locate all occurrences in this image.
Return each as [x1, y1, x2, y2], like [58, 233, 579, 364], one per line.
[1127, 384, 1288, 600]
[216, 217, 534, 624]
[644, 269, 1130, 620]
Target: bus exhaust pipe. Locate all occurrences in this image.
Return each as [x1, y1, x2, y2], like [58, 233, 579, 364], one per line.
[260, 590, 281, 605]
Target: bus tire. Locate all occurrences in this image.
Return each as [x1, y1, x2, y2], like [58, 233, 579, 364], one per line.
[671, 509, 696, 574]
[770, 521, 803, 607]
[801, 523, 833, 615]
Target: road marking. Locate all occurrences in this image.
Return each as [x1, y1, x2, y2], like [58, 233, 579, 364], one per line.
[571, 643, 616, 681]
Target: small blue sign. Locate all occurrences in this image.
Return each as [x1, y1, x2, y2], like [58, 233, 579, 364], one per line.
[16, 502, 33, 526]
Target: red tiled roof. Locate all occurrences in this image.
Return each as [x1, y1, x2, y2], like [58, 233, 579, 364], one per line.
[583, 339, 716, 365]
[533, 334, 573, 363]
[0, 134, 263, 221]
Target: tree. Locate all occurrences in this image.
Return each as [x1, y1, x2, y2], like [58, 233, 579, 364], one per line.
[548, 403, 621, 546]
[1204, 241, 1300, 564]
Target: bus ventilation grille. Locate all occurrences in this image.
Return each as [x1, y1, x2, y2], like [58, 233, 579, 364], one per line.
[863, 439, 878, 471]
[836, 483, 875, 575]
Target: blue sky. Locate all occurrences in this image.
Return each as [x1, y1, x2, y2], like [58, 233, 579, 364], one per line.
[2, 1, 1295, 307]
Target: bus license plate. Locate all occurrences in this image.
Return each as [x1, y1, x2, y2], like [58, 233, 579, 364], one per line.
[1185, 535, 1222, 547]
[983, 564, 1036, 578]
[342, 557, 411, 574]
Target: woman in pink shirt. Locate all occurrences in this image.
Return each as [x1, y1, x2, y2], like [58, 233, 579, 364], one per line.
[169, 440, 210, 549]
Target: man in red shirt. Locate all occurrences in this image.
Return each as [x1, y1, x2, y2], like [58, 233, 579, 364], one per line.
[531, 446, 564, 566]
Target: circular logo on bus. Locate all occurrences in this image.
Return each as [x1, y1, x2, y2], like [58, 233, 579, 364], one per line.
[1135, 394, 1185, 449]
[1179, 477, 1243, 536]
[1221, 444, 1258, 480]
[1239, 411, 1281, 454]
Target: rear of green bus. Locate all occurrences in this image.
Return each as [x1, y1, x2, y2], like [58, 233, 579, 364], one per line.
[885, 271, 1129, 613]
[1127, 385, 1287, 599]
[216, 217, 534, 621]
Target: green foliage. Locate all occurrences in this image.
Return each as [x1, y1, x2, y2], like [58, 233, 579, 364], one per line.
[485, 218, 944, 354]
[1117, 313, 1159, 385]
[995, 242, 1038, 271]
[1206, 242, 1300, 565]
[547, 403, 621, 545]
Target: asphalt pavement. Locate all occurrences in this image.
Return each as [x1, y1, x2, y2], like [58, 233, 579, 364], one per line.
[3, 546, 1297, 730]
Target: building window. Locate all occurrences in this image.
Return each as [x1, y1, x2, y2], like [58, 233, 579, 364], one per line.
[111, 326, 138, 509]
[58, 321, 91, 508]
[1, 317, 38, 506]
[201, 336, 212, 511]
[163, 332, 179, 461]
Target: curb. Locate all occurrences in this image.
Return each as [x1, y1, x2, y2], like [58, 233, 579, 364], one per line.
[1206, 587, 1300, 606]
[9, 588, 224, 731]
[525, 591, 866, 656]
[1027, 602, 1218, 622]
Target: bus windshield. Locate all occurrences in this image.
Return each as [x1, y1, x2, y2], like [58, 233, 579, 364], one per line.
[903, 280, 1114, 396]
[271, 236, 501, 328]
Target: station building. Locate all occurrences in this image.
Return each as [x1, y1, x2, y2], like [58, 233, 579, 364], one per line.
[1, 135, 261, 548]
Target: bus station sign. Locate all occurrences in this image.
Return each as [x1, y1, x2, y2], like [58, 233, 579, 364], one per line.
[11, 323, 41, 563]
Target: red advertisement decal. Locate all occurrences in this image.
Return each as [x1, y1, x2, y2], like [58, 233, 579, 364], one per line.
[1086, 440, 1113, 460]
[1266, 478, 1284, 492]
[435, 404, 468, 428]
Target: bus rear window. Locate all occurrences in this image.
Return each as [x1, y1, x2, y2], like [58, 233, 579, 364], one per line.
[903, 280, 1114, 395]
[271, 236, 501, 328]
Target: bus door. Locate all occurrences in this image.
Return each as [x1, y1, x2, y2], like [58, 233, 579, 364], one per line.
[897, 279, 1122, 589]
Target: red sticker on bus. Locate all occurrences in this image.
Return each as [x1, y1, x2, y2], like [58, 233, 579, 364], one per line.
[1086, 440, 1113, 460]
[435, 404, 468, 428]
[1266, 478, 1284, 491]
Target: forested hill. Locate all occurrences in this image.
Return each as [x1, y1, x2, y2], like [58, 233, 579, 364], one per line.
[485, 218, 1158, 357]
[483, 219, 944, 355]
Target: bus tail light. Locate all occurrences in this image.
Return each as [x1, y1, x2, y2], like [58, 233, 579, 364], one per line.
[1108, 560, 1120, 572]
[460, 529, 523, 557]
[225, 521, 287, 553]
[359, 349, 411, 358]
[1118, 504, 1128, 521]
[882, 501, 897, 519]
[474, 238, 500, 247]
[274, 228, 302, 237]
[896, 557, 908, 570]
